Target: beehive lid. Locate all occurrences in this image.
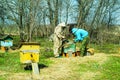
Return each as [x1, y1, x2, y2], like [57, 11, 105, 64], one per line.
[0, 35, 13, 40]
[19, 42, 40, 52]
[20, 42, 40, 45]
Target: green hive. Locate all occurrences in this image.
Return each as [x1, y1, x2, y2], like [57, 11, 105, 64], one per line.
[64, 42, 76, 53]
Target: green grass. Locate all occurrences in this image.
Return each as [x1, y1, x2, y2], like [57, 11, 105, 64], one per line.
[38, 37, 54, 58]
[0, 77, 6, 80]
[67, 55, 120, 80]
[96, 56, 120, 80]
[0, 51, 53, 71]
[90, 43, 120, 54]
[0, 52, 120, 80]
[0, 38, 120, 80]
[0, 51, 53, 80]
[0, 37, 53, 71]
[78, 62, 100, 72]
[0, 52, 24, 72]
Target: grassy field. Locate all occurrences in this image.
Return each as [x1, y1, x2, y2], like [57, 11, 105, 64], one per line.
[0, 38, 120, 80]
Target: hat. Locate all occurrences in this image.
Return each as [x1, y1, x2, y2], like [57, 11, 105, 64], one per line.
[72, 28, 78, 33]
[58, 22, 66, 27]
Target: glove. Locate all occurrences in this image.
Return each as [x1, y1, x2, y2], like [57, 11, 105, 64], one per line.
[61, 36, 65, 39]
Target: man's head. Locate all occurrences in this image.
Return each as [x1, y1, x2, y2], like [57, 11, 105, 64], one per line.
[58, 22, 66, 27]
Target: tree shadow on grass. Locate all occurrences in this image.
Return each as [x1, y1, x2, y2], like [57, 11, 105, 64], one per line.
[24, 63, 48, 70]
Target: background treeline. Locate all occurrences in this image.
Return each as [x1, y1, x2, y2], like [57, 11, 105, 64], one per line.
[0, 0, 120, 44]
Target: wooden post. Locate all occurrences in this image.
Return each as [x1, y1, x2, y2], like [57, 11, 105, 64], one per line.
[32, 63, 39, 74]
[68, 51, 72, 57]
[32, 63, 40, 79]
[76, 51, 80, 56]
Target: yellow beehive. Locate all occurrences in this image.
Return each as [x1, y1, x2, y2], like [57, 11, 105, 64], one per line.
[19, 42, 40, 64]
[87, 48, 94, 55]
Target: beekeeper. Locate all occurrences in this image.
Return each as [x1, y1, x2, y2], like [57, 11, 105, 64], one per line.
[53, 22, 66, 58]
[69, 27, 89, 57]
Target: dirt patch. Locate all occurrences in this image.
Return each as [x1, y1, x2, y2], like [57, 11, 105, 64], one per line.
[110, 54, 120, 57]
[8, 73, 32, 80]
[0, 70, 9, 76]
[40, 58, 72, 80]
[39, 53, 108, 80]
[80, 71, 101, 80]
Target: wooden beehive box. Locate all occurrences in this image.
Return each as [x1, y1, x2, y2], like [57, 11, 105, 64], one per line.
[0, 35, 13, 51]
[63, 42, 76, 57]
[19, 42, 40, 64]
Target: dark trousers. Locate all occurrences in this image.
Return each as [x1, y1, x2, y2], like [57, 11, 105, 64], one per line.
[80, 36, 89, 57]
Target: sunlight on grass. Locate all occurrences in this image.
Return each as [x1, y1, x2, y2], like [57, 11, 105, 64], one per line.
[65, 54, 120, 80]
[95, 56, 120, 80]
[95, 44, 119, 54]
[0, 52, 24, 72]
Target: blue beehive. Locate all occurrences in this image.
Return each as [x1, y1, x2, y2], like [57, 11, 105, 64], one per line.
[0, 35, 13, 47]
[0, 35, 13, 51]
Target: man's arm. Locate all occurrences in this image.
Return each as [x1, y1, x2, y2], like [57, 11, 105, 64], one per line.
[54, 27, 65, 39]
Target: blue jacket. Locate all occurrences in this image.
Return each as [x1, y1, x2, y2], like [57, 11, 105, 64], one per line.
[72, 28, 88, 42]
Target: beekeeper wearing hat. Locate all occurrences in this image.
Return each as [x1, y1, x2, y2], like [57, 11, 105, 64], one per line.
[69, 27, 89, 57]
[53, 22, 66, 58]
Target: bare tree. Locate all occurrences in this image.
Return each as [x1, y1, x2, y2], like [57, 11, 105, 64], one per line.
[26, 0, 40, 42]
[0, 0, 6, 34]
[5, 0, 25, 41]
[5, 0, 41, 42]
[76, 0, 94, 28]
[2, 0, 120, 44]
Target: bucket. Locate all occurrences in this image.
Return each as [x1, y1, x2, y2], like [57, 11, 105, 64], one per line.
[68, 51, 73, 57]
[75, 51, 80, 56]
[72, 52, 75, 57]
